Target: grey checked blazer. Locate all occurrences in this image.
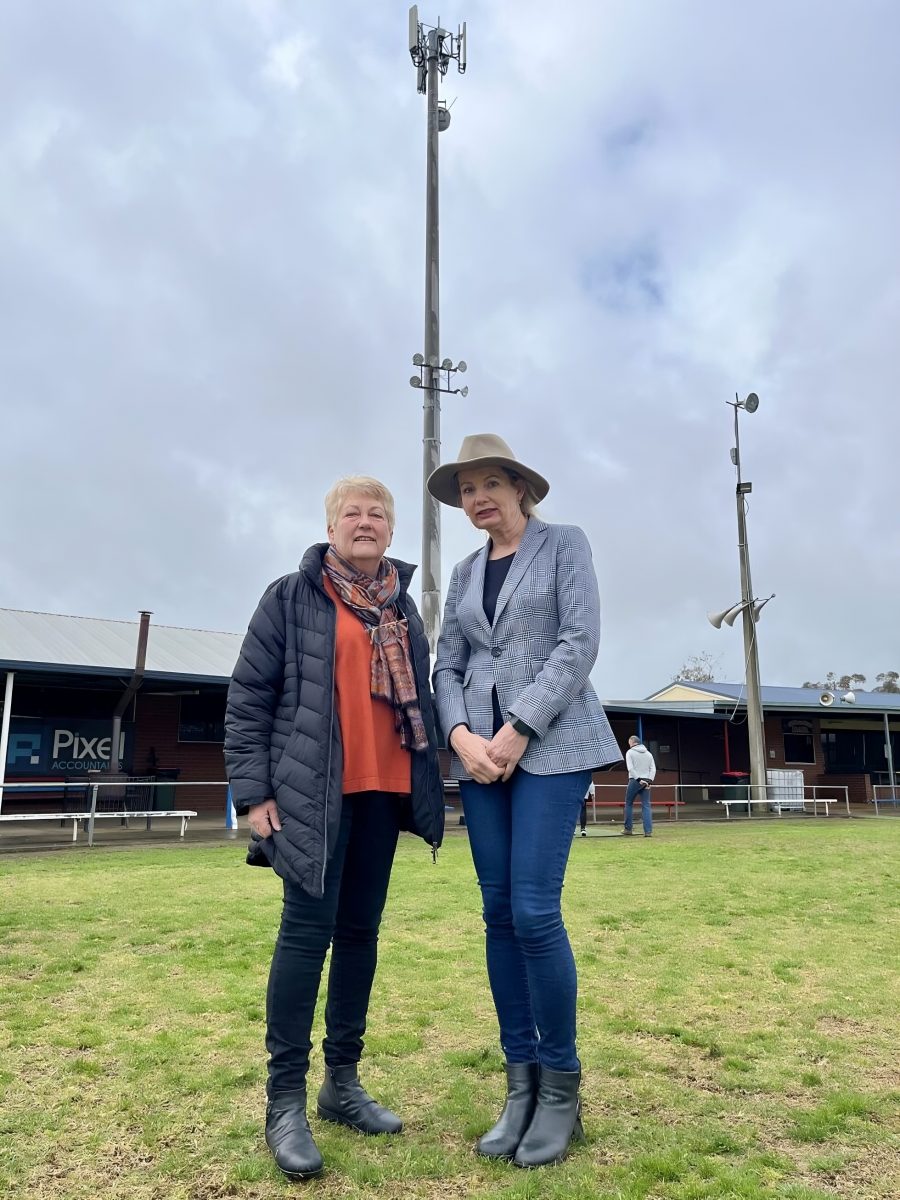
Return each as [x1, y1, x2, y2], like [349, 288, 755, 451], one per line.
[433, 517, 623, 780]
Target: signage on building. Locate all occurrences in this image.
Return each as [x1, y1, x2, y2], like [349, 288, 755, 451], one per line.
[783, 719, 814, 735]
[5, 719, 134, 776]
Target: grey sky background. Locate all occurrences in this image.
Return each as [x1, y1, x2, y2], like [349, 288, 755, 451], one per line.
[2, 0, 898, 699]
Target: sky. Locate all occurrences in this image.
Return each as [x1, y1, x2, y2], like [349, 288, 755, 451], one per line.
[2, 0, 898, 700]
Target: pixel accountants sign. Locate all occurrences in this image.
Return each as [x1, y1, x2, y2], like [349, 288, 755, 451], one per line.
[5, 719, 134, 775]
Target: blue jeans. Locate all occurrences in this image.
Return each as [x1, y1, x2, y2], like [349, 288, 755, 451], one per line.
[460, 767, 591, 1072]
[624, 779, 653, 834]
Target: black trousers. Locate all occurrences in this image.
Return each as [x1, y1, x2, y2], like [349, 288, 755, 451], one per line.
[265, 792, 401, 1094]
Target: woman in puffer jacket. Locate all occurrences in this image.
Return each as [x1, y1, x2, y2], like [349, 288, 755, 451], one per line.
[224, 475, 444, 1181]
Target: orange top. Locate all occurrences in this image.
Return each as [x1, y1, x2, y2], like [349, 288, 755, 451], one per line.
[325, 576, 412, 796]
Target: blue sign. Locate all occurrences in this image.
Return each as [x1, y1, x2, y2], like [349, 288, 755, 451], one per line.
[5, 719, 134, 776]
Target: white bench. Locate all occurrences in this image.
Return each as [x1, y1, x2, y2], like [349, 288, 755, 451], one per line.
[716, 798, 837, 818]
[0, 811, 198, 841]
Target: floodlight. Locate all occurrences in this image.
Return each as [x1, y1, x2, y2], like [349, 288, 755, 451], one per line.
[409, 376, 422, 388]
[456, 360, 467, 373]
[427, 354, 439, 367]
[460, 385, 469, 397]
[412, 353, 424, 366]
[744, 393, 759, 413]
[441, 358, 452, 369]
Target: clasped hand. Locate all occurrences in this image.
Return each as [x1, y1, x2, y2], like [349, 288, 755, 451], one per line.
[450, 722, 530, 784]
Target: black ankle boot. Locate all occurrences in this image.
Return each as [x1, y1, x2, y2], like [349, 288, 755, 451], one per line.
[514, 1066, 585, 1168]
[265, 1088, 324, 1180]
[476, 1062, 539, 1159]
[316, 1064, 403, 1135]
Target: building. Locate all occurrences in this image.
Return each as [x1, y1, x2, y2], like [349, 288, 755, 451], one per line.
[0, 608, 241, 814]
[604, 681, 900, 808]
[3, 607, 897, 818]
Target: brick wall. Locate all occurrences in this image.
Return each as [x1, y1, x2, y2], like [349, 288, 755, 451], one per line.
[132, 694, 227, 813]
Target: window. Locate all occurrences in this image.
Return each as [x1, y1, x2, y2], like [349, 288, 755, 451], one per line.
[822, 730, 865, 773]
[178, 693, 226, 743]
[782, 719, 815, 764]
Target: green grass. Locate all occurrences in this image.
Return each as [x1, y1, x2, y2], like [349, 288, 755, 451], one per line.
[0, 821, 898, 1198]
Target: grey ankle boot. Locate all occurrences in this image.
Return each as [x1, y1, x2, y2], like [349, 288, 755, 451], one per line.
[316, 1064, 403, 1135]
[265, 1088, 324, 1180]
[514, 1066, 585, 1168]
[476, 1062, 539, 1159]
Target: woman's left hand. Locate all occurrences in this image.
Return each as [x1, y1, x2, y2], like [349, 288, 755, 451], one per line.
[487, 723, 530, 782]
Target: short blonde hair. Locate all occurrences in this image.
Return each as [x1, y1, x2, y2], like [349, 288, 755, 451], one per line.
[325, 476, 395, 531]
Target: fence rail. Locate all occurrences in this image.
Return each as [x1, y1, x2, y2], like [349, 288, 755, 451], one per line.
[0, 780, 229, 846]
[871, 784, 900, 815]
[583, 781, 851, 822]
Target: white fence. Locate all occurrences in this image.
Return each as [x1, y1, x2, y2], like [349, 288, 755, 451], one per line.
[871, 785, 900, 815]
[582, 781, 851, 823]
[713, 783, 850, 818]
[0, 779, 230, 846]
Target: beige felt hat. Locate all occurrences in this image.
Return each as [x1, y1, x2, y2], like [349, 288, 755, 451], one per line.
[426, 433, 550, 508]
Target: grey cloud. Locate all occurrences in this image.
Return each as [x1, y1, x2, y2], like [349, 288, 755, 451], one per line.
[1, 0, 898, 697]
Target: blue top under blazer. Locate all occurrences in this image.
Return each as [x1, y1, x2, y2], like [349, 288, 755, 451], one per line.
[433, 516, 623, 780]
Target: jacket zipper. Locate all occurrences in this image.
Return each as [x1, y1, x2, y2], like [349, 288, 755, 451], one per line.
[399, 593, 441, 866]
[321, 594, 337, 895]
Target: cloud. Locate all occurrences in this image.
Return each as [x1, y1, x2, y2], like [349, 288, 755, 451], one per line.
[262, 32, 315, 92]
[1, 0, 898, 697]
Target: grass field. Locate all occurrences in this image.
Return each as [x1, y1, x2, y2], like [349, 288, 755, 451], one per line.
[1, 820, 898, 1199]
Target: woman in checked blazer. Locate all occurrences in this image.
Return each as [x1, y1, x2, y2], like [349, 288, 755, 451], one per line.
[430, 434, 622, 1169]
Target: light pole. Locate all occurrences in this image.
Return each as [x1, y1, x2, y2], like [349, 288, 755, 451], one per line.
[408, 7, 467, 653]
[708, 393, 769, 805]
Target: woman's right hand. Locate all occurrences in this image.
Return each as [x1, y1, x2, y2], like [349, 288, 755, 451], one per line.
[248, 798, 282, 838]
[450, 727, 505, 785]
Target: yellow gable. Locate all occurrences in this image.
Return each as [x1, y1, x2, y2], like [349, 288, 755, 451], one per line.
[646, 684, 731, 703]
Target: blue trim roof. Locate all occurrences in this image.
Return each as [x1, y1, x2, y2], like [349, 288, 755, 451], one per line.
[648, 681, 900, 712]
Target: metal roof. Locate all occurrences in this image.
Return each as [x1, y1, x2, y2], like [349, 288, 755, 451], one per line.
[642, 680, 900, 713]
[0, 608, 243, 683]
[603, 701, 730, 721]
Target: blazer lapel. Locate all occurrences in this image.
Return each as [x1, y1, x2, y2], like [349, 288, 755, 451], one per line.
[468, 541, 491, 637]
[491, 518, 548, 629]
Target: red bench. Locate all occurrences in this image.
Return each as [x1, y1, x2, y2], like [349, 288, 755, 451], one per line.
[589, 799, 684, 819]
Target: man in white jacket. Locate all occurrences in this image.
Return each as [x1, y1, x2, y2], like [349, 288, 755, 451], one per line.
[623, 735, 656, 837]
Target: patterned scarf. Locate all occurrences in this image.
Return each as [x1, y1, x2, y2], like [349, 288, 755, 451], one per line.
[323, 546, 428, 752]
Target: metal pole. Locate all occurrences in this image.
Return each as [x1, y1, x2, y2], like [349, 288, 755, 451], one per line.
[736, 491, 767, 803]
[111, 611, 151, 776]
[0, 671, 14, 817]
[884, 711, 896, 802]
[87, 783, 99, 847]
[734, 402, 767, 806]
[420, 32, 442, 655]
[723, 719, 731, 772]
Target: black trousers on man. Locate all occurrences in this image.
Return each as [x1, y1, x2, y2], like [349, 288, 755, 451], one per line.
[265, 792, 401, 1095]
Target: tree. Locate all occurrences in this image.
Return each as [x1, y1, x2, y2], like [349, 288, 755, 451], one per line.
[674, 653, 720, 683]
[802, 672, 867, 691]
[874, 671, 900, 693]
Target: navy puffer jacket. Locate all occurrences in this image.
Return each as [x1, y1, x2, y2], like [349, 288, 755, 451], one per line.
[224, 544, 445, 897]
